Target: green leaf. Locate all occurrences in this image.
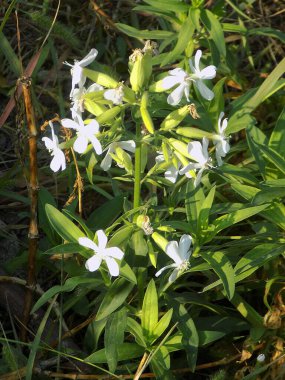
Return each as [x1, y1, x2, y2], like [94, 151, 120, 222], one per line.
[256, 141, 285, 177]
[86, 343, 144, 363]
[38, 188, 59, 245]
[0, 31, 21, 76]
[63, 209, 93, 239]
[87, 196, 124, 230]
[152, 309, 173, 344]
[202, 251, 235, 300]
[167, 299, 199, 371]
[160, 10, 196, 65]
[212, 204, 269, 235]
[185, 181, 205, 235]
[151, 347, 174, 380]
[115, 23, 174, 40]
[143, 0, 189, 12]
[269, 107, 285, 155]
[126, 317, 147, 347]
[104, 308, 127, 373]
[198, 185, 215, 231]
[248, 27, 285, 43]
[119, 261, 137, 284]
[141, 279, 158, 343]
[43, 242, 86, 256]
[45, 204, 84, 243]
[200, 9, 226, 57]
[31, 276, 99, 314]
[96, 278, 134, 321]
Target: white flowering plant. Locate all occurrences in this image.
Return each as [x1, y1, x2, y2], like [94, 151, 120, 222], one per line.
[14, 2, 285, 379]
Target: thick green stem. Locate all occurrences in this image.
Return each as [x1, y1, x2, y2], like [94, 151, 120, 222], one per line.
[133, 122, 142, 208]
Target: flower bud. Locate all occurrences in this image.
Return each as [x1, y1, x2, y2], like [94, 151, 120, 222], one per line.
[176, 127, 213, 139]
[140, 92, 154, 134]
[96, 105, 123, 124]
[151, 232, 168, 251]
[160, 105, 189, 130]
[83, 68, 118, 88]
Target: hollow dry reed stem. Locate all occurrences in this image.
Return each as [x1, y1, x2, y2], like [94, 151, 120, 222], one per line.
[20, 76, 39, 341]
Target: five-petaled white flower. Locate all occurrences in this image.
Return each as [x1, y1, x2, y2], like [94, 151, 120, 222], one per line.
[155, 234, 192, 282]
[179, 137, 212, 187]
[213, 112, 230, 166]
[79, 230, 124, 277]
[189, 49, 216, 101]
[64, 48, 98, 97]
[104, 85, 124, 105]
[42, 121, 66, 172]
[161, 50, 216, 106]
[71, 83, 103, 119]
[61, 115, 102, 155]
[100, 140, 136, 171]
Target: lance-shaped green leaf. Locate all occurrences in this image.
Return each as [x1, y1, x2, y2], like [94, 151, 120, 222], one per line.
[141, 279, 158, 343]
[104, 308, 127, 372]
[212, 204, 269, 235]
[86, 343, 144, 363]
[151, 309, 173, 344]
[202, 250, 235, 300]
[198, 185, 216, 232]
[201, 9, 226, 58]
[96, 278, 134, 321]
[166, 297, 199, 371]
[45, 204, 84, 242]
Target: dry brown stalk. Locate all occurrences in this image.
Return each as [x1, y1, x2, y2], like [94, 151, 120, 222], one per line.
[20, 76, 39, 341]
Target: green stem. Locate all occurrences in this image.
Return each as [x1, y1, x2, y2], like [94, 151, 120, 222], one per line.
[134, 122, 142, 208]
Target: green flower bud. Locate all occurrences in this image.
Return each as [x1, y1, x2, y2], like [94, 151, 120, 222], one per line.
[176, 127, 213, 139]
[151, 232, 168, 251]
[96, 105, 123, 124]
[83, 68, 118, 88]
[160, 105, 189, 130]
[140, 92, 154, 134]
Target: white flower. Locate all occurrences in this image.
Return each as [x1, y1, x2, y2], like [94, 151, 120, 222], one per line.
[42, 121, 66, 172]
[155, 152, 181, 183]
[161, 50, 216, 106]
[179, 137, 211, 187]
[100, 140, 135, 171]
[213, 112, 230, 166]
[79, 230, 124, 277]
[155, 234, 192, 282]
[189, 50, 216, 101]
[64, 48, 98, 96]
[257, 354, 265, 363]
[71, 83, 103, 119]
[104, 85, 124, 105]
[161, 68, 190, 106]
[61, 115, 102, 155]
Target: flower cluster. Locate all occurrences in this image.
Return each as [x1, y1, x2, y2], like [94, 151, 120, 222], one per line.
[42, 46, 231, 281]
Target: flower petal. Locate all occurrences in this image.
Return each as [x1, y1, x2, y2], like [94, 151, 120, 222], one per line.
[162, 74, 183, 90]
[61, 118, 79, 130]
[97, 230, 108, 250]
[73, 135, 88, 153]
[100, 150, 113, 171]
[199, 65, 216, 80]
[87, 83, 103, 92]
[178, 234, 192, 261]
[194, 167, 205, 187]
[119, 140, 136, 153]
[196, 80, 214, 101]
[194, 50, 202, 72]
[105, 256, 120, 277]
[42, 137, 55, 151]
[179, 163, 197, 175]
[188, 141, 205, 164]
[155, 263, 177, 277]
[78, 48, 98, 67]
[168, 267, 180, 282]
[165, 165, 179, 183]
[89, 135, 102, 155]
[165, 241, 183, 264]
[85, 120, 100, 135]
[50, 150, 66, 172]
[167, 83, 187, 106]
[79, 237, 98, 252]
[105, 247, 124, 260]
[85, 255, 102, 272]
